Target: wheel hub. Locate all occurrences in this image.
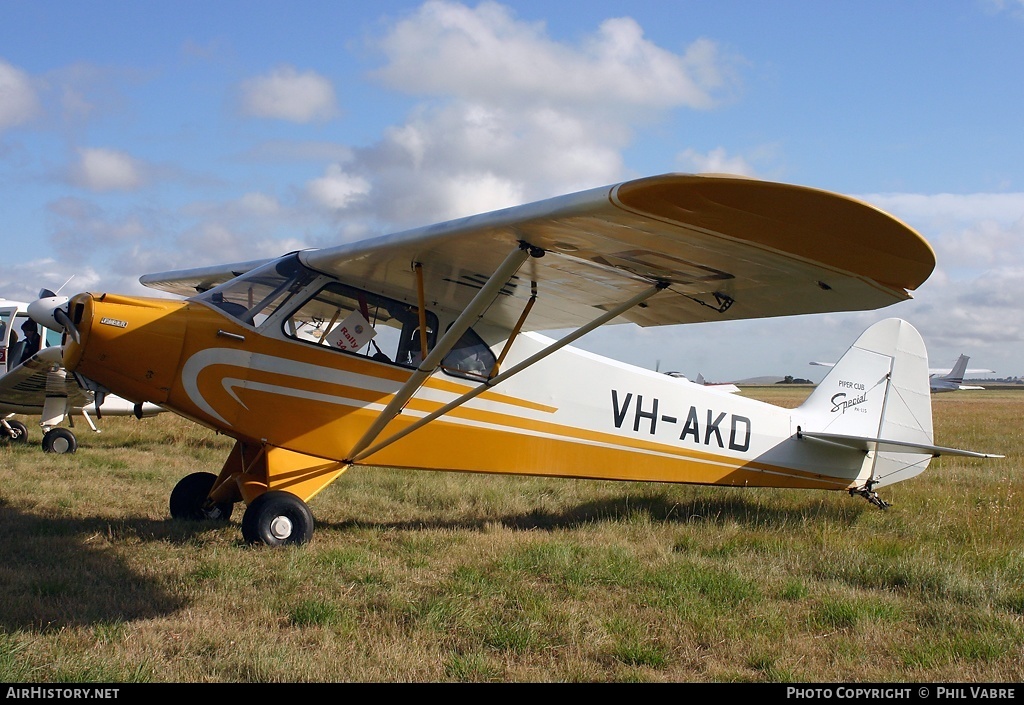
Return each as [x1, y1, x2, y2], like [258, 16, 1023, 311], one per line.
[269, 515, 293, 540]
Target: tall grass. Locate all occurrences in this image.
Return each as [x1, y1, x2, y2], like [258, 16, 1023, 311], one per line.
[0, 387, 1021, 682]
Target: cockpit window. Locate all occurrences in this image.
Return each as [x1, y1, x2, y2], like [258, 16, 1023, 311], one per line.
[194, 254, 313, 327]
[284, 281, 438, 367]
[441, 327, 497, 380]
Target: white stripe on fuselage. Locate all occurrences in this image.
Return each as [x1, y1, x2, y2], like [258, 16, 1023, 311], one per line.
[181, 348, 401, 426]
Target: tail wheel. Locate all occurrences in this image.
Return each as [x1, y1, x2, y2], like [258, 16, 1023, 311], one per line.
[241, 491, 314, 546]
[1, 419, 29, 445]
[42, 427, 77, 454]
[169, 471, 234, 521]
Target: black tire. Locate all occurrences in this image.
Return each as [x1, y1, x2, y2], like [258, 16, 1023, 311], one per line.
[241, 491, 314, 547]
[42, 427, 77, 454]
[2, 419, 29, 445]
[169, 471, 234, 522]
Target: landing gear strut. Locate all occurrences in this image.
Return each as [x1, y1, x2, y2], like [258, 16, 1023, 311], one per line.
[850, 483, 890, 510]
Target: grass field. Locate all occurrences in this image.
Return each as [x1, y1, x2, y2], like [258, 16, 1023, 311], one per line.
[0, 386, 1021, 683]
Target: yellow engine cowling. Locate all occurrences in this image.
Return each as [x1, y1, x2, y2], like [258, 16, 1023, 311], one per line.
[63, 292, 189, 405]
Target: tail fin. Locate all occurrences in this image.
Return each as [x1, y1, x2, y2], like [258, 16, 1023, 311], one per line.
[940, 354, 970, 384]
[798, 318, 934, 489]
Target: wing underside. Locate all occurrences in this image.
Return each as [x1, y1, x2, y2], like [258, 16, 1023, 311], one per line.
[0, 348, 92, 410]
[140, 173, 935, 332]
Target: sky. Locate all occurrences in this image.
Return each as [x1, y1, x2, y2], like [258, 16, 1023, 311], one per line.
[1, 0, 1023, 383]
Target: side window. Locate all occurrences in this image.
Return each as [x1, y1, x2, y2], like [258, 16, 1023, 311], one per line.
[44, 327, 63, 347]
[441, 327, 497, 380]
[284, 282, 437, 367]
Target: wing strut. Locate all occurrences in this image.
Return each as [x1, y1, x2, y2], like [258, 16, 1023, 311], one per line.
[344, 242, 536, 462]
[489, 281, 537, 378]
[348, 279, 669, 463]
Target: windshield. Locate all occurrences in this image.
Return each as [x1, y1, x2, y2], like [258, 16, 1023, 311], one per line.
[193, 253, 499, 379]
[193, 254, 314, 327]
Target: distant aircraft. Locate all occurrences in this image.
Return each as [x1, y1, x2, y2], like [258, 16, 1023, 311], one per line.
[929, 354, 990, 393]
[28, 173, 1001, 546]
[663, 371, 740, 394]
[812, 353, 992, 394]
[0, 296, 163, 453]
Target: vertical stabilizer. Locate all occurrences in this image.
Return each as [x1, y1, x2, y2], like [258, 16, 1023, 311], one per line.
[939, 354, 969, 384]
[798, 318, 934, 488]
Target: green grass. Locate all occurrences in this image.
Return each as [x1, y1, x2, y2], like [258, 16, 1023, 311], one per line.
[0, 387, 1021, 682]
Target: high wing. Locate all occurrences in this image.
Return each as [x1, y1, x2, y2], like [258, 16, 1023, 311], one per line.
[140, 173, 935, 332]
[140, 257, 273, 299]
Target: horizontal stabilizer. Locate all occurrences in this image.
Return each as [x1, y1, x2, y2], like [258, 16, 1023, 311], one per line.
[798, 430, 1003, 459]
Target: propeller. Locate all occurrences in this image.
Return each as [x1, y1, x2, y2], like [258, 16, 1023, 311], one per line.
[27, 294, 81, 344]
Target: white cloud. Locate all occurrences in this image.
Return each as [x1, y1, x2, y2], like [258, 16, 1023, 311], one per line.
[0, 59, 41, 130]
[237, 192, 281, 217]
[339, 1, 744, 230]
[306, 165, 371, 210]
[850, 192, 1024, 370]
[372, 1, 736, 114]
[863, 192, 1024, 225]
[677, 147, 757, 176]
[239, 66, 338, 123]
[864, 192, 1024, 271]
[0, 258, 103, 304]
[70, 147, 144, 191]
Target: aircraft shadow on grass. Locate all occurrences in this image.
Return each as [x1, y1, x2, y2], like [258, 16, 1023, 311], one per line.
[0, 488, 864, 629]
[317, 489, 866, 533]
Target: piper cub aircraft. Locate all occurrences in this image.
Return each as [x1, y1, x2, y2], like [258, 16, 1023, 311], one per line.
[0, 297, 163, 453]
[29, 173, 1001, 546]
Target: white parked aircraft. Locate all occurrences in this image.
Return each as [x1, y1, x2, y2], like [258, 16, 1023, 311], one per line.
[663, 371, 740, 394]
[928, 354, 991, 393]
[28, 173, 1001, 546]
[0, 297, 163, 453]
[812, 353, 993, 393]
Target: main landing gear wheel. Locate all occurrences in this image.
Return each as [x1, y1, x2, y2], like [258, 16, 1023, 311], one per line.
[1, 419, 29, 445]
[241, 491, 315, 547]
[169, 471, 234, 522]
[42, 427, 77, 454]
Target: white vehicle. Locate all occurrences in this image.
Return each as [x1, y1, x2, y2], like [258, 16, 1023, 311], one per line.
[0, 297, 163, 453]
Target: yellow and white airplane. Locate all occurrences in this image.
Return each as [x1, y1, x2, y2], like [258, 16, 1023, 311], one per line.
[0, 297, 163, 453]
[29, 173, 1001, 545]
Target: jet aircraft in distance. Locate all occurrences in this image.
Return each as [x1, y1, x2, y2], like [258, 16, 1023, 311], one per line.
[811, 353, 992, 394]
[928, 354, 991, 393]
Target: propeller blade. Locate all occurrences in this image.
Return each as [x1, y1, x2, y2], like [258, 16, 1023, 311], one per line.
[53, 308, 81, 345]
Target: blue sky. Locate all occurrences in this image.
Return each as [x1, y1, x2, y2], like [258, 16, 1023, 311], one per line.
[2, 0, 1023, 381]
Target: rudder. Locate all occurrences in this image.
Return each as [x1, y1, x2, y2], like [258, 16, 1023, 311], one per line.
[798, 318, 934, 488]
